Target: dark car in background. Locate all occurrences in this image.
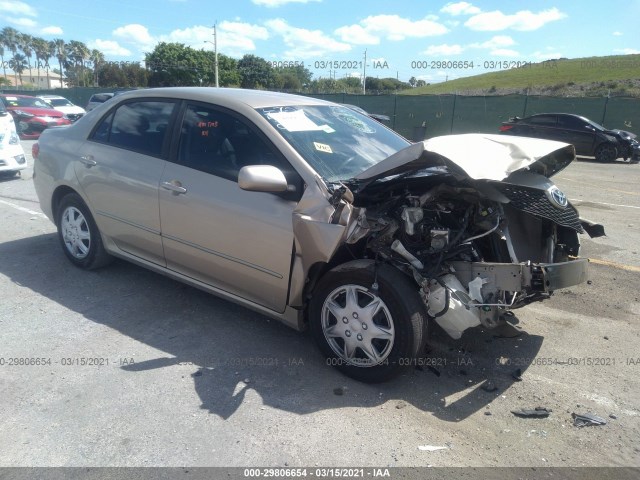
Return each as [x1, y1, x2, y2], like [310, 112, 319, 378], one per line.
[85, 92, 115, 112]
[0, 94, 71, 140]
[342, 104, 391, 123]
[499, 113, 639, 163]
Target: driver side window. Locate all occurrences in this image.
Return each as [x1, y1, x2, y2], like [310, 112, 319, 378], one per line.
[177, 104, 298, 186]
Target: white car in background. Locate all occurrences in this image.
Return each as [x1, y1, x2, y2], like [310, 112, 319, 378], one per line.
[38, 94, 86, 122]
[0, 102, 26, 177]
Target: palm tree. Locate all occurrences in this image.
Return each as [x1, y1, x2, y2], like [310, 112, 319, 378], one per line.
[46, 40, 56, 86]
[8, 53, 28, 85]
[19, 33, 34, 72]
[0, 45, 6, 83]
[1, 27, 20, 85]
[53, 38, 67, 84]
[66, 40, 90, 86]
[32, 37, 50, 86]
[90, 48, 105, 86]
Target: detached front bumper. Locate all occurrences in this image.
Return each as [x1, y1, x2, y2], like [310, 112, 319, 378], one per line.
[450, 258, 590, 294]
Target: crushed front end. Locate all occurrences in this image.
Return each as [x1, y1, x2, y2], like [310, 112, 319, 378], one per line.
[339, 134, 604, 339]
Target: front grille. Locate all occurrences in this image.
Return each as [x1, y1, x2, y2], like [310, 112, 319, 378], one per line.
[497, 184, 584, 233]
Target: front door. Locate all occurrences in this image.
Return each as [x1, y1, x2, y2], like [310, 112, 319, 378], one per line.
[159, 103, 301, 313]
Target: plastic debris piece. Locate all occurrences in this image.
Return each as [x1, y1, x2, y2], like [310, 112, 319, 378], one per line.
[468, 276, 488, 303]
[481, 380, 498, 392]
[572, 412, 607, 427]
[511, 407, 552, 418]
[418, 445, 448, 452]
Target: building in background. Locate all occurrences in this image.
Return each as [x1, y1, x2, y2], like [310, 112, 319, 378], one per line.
[2, 69, 67, 89]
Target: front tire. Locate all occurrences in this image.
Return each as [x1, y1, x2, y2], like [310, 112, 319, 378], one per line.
[310, 261, 427, 383]
[595, 143, 617, 163]
[56, 193, 113, 270]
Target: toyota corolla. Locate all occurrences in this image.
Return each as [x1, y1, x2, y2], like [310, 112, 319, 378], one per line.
[32, 87, 603, 382]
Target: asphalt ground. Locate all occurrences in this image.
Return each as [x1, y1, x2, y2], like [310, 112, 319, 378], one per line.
[1, 141, 639, 471]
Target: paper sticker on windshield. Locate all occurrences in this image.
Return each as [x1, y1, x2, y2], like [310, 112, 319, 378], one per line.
[314, 142, 333, 154]
[267, 110, 323, 132]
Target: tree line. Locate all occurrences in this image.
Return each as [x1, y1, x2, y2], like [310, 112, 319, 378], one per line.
[0, 27, 104, 87]
[0, 28, 417, 94]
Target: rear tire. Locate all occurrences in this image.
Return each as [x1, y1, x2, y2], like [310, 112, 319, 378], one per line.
[310, 261, 427, 383]
[56, 193, 113, 270]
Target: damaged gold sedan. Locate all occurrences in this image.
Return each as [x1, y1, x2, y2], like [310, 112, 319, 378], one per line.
[32, 88, 603, 382]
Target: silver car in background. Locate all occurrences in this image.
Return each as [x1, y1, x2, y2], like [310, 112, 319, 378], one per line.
[32, 87, 603, 382]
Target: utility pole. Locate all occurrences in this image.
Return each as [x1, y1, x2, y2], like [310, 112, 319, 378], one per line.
[362, 49, 367, 95]
[213, 23, 219, 87]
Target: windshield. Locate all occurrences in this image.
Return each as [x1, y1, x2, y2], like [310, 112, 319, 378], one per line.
[2, 96, 52, 109]
[258, 105, 409, 182]
[580, 116, 605, 131]
[48, 98, 73, 107]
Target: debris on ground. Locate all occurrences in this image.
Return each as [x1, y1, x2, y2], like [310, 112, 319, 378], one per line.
[572, 412, 607, 427]
[333, 387, 346, 396]
[418, 445, 449, 452]
[511, 407, 552, 418]
[481, 380, 498, 392]
[512, 368, 523, 381]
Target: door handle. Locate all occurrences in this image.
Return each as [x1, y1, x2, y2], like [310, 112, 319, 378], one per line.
[79, 155, 97, 167]
[161, 180, 187, 195]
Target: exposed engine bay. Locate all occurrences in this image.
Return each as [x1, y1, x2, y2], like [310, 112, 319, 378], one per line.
[319, 135, 606, 339]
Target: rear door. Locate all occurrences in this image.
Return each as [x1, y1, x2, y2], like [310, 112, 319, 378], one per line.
[524, 114, 558, 141]
[76, 99, 177, 265]
[158, 102, 302, 313]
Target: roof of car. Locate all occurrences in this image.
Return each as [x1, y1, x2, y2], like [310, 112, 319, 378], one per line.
[111, 87, 330, 109]
[38, 94, 65, 99]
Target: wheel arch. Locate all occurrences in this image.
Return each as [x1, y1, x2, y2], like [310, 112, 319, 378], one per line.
[51, 185, 83, 226]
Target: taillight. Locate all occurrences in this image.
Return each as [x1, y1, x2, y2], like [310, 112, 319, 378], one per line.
[499, 125, 514, 132]
[32, 142, 39, 159]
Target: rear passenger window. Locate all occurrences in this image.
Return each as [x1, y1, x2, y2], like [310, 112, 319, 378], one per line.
[527, 115, 557, 126]
[557, 116, 583, 130]
[91, 101, 175, 157]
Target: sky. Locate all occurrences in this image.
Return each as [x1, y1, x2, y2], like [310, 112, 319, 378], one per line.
[1, 0, 639, 83]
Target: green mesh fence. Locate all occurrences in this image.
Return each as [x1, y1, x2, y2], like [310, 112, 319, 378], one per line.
[5, 88, 639, 139]
[523, 96, 608, 124]
[317, 93, 640, 139]
[603, 97, 640, 131]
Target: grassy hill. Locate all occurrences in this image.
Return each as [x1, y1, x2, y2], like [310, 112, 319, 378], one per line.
[401, 54, 640, 97]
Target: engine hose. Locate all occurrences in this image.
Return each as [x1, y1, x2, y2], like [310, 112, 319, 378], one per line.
[445, 207, 472, 252]
[430, 277, 451, 318]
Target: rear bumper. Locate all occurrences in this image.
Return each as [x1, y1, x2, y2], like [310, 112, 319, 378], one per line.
[450, 258, 589, 294]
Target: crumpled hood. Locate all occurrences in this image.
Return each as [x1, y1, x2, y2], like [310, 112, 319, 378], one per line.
[606, 128, 637, 140]
[353, 133, 576, 185]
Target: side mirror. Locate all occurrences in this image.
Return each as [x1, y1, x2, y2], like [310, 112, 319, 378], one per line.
[238, 165, 288, 193]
